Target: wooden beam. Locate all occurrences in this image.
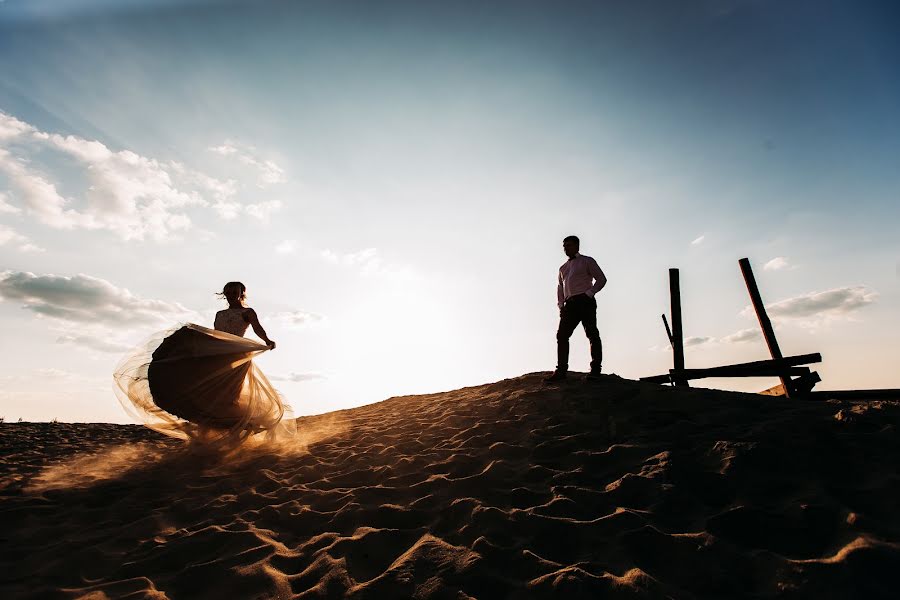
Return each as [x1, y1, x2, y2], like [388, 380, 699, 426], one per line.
[791, 371, 821, 395]
[662, 314, 674, 346]
[669, 268, 688, 387]
[725, 353, 821, 369]
[675, 366, 810, 380]
[739, 257, 792, 397]
[762, 371, 822, 396]
[639, 353, 823, 384]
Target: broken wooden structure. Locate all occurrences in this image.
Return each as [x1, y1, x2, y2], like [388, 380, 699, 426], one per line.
[641, 258, 822, 398]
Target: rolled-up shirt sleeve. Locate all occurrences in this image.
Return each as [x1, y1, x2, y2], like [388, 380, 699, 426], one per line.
[557, 269, 565, 307]
[586, 258, 607, 297]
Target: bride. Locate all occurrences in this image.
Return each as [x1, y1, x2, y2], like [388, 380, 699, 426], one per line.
[113, 282, 292, 444]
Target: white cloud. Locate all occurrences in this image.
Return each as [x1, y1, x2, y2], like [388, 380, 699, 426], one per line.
[755, 286, 878, 326]
[0, 111, 33, 140]
[652, 327, 762, 351]
[275, 239, 297, 254]
[720, 327, 762, 344]
[244, 199, 282, 222]
[0, 191, 21, 214]
[208, 140, 285, 187]
[270, 372, 326, 382]
[321, 247, 379, 267]
[246, 157, 285, 186]
[684, 335, 714, 347]
[208, 143, 238, 156]
[168, 161, 239, 220]
[0, 110, 284, 242]
[37, 133, 205, 240]
[0, 147, 99, 231]
[0, 270, 191, 326]
[691, 235, 705, 245]
[33, 367, 79, 379]
[0, 224, 45, 252]
[55, 334, 133, 354]
[663, 285, 876, 350]
[763, 257, 790, 271]
[271, 310, 325, 329]
[321, 247, 416, 280]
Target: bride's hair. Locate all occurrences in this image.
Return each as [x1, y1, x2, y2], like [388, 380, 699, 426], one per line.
[217, 281, 247, 304]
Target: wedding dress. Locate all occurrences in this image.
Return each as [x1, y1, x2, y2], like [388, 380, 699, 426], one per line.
[113, 309, 291, 444]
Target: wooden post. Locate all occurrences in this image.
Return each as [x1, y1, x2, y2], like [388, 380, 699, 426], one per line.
[739, 258, 791, 397]
[669, 268, 688, 386]
[662, 314, 674, 346]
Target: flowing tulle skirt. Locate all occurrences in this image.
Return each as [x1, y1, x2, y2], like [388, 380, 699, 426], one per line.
[113, 324, 293, 444]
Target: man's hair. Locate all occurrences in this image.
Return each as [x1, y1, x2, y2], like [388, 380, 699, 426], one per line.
[563, 235, 580, 247]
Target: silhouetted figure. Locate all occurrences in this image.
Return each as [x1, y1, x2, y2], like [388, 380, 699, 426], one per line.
[114, 281, 290, 444]
[545, 236, 607, 382]
[214, 281, 277, 348]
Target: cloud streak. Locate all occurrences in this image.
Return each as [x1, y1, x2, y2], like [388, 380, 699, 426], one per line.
[208, 141, 285, 187]
[0, 224, 44, 252]
[271, 310, 325, 329]
[746, 286, 878, 326]
[763, 257, 791, 271]
[320, 247, 415, 280]
[56, 334, 133, 354]
[0, 271, 191, 326]
[270, 372, 326, 383]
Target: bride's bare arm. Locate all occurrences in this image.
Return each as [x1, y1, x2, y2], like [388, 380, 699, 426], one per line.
[245, 309, 276, 348]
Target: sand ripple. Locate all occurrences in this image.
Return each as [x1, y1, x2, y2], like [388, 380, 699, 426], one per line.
[1, 374, 899, 598]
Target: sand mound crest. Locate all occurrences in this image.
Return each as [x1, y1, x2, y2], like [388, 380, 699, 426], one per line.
[2, 374, 899, 598]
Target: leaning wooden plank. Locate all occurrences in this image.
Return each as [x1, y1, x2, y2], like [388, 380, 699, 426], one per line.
[739, 257, 792, 397]
[662, 314, 674, 346]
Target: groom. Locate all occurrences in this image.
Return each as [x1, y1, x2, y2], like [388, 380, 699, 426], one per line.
[544, 235, 607, 382]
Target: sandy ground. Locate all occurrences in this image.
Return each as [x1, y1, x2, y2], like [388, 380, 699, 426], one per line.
[1, 373, 899, 599]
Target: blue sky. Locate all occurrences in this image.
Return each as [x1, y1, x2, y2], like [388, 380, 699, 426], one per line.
[1, 0, 898, 422]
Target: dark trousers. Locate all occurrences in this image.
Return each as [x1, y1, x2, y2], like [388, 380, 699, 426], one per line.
[557, 293, 602, 372]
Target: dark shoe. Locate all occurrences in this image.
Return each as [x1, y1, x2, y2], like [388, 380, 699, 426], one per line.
[544, 370, 568, 382]
[586, 369, 602, 380]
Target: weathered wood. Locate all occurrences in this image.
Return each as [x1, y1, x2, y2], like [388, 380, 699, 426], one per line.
[759, 371, 821, 397]
[739, 257, 791, 397]
[639, 353, 823, 384]
[790, 370, 821, 395]
[662, 314, 674, 346]
[759, 382, 787, 396]
[669, 268, 688, 387]
[676, 366, 810, 380]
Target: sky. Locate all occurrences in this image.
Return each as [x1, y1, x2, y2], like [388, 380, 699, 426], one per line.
[0, 0, 898, 423]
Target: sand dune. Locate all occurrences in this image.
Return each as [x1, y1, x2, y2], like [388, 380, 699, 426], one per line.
[1, 373, 899, 599]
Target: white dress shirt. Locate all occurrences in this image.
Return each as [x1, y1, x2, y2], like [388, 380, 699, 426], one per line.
[558, 253, 607, 308]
